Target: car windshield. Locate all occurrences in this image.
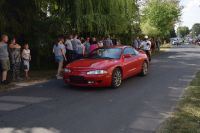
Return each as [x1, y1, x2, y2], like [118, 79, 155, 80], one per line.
[88, 48, 122, 59]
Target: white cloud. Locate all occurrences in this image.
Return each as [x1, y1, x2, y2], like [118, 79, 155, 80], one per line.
[180, 0, 200, 28]
[183, 0, 200, 13]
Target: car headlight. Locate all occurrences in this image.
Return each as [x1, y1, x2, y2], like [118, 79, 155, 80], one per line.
[87, 70, 108, 75]
[64, 68, 71, 73]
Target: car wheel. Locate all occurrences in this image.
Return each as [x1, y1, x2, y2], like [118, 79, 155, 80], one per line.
[140, 61, 148, 76]
[111, 68, 122, 88]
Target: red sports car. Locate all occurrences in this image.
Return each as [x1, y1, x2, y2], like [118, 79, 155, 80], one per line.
[63, 46, 149, 88]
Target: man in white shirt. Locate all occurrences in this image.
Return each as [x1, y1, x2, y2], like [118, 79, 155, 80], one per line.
[64, 35, 74, 63]
[140, 36, 152, 61]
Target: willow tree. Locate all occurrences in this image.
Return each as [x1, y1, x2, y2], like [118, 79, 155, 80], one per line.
[0, 0, 6, 33]
[46, 0, 140, 37]
[0, 0, 140, 68]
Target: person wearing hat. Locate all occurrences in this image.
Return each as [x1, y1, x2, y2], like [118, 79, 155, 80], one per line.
[140, 36, 152, 62]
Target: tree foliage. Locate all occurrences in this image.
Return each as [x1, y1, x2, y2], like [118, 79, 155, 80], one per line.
[34, 0, 140, 36]
[177, 26, 190, 37]
[140, 0, 181, 37]
[0, 0, 182, 69]
[191, 23, 200, 37]
[0, 0, 140, 69]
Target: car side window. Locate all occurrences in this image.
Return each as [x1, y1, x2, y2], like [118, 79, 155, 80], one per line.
[124, 48, 138, 55]
[133, 48, 139, 55]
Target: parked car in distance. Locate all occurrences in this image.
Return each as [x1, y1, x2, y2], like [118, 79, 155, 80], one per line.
[170, 37, 182, 45]
[63, 46, 149, 88]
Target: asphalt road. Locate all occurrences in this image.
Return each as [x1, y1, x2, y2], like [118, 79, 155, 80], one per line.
[0, 45, 200, 133]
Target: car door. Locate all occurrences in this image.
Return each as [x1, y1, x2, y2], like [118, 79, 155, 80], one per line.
[123, 47, 139, 78]
[132, 48, 143, 73]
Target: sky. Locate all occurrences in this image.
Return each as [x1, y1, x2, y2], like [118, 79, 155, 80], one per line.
[180, 0, 200, 29]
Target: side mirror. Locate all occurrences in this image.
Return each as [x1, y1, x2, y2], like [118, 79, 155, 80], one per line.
[123, 54, 132, 58]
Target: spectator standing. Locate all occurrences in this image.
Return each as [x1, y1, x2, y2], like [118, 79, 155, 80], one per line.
[112, 38, 117, 46]
[71, 35, 81, 54]
[150, 38, 156, 53]
[89, 37, 98, 52]
[53, 37, 66, 79]
[98, 41, 104, 48]
[156, 38, 161, 51]
[9, 38, 22, 81]
[65, 35, 73, 51]
[22, 43, 31, 79]
[140, 36, 152, 62]
[65, 35, 73, 63]
[98, 37, 104, 48]
[103, 35, 113, 47]
[84, 37, 90, 55]
[0, 34, 10, 84]
[117, 40, 122, 46]
[76, 38, 85, 59]
[133, 37, 141, 49]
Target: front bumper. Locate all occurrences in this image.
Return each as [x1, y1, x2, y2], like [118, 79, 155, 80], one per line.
[63, 72, 112, 87]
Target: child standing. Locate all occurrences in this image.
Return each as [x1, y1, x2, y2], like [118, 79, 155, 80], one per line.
[22, 43, 31, 79]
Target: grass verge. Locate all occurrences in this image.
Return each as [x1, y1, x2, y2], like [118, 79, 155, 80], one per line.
[152, 43, 172, 56]
[158, 72, 200, 133]
[160, 43, 172, 49]
[160, 43, 172, 53]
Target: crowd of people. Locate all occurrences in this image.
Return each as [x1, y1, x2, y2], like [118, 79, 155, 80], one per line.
[53, 34, 116, 79]
[133, 36, 161, 62]
[52, 34, 161, 79]
[0, 33, 161, 84]
[0, 34, 31, 85]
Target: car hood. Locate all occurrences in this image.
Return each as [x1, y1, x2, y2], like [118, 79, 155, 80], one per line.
[67, 59, 119, 70]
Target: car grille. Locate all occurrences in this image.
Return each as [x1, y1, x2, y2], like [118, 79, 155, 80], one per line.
[69, 76, 88, 84]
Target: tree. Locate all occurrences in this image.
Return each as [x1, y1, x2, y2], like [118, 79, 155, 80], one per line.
[177, 26, 190, 37]
[140, 0, 181, 38]
[0, 0, 141, 69]
[191, 23, 200, 37]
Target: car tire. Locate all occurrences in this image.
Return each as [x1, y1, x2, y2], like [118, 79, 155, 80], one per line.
[111, 68, 122, 88]
[140, 61, 148, 76]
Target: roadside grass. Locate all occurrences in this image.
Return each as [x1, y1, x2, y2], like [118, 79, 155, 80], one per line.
[0, 70, 56, 92]
[160, 43, 172, 52]
[161, 43, 172, 49]
[158, 72, 200, 133]
[152, 43, 172, 56]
